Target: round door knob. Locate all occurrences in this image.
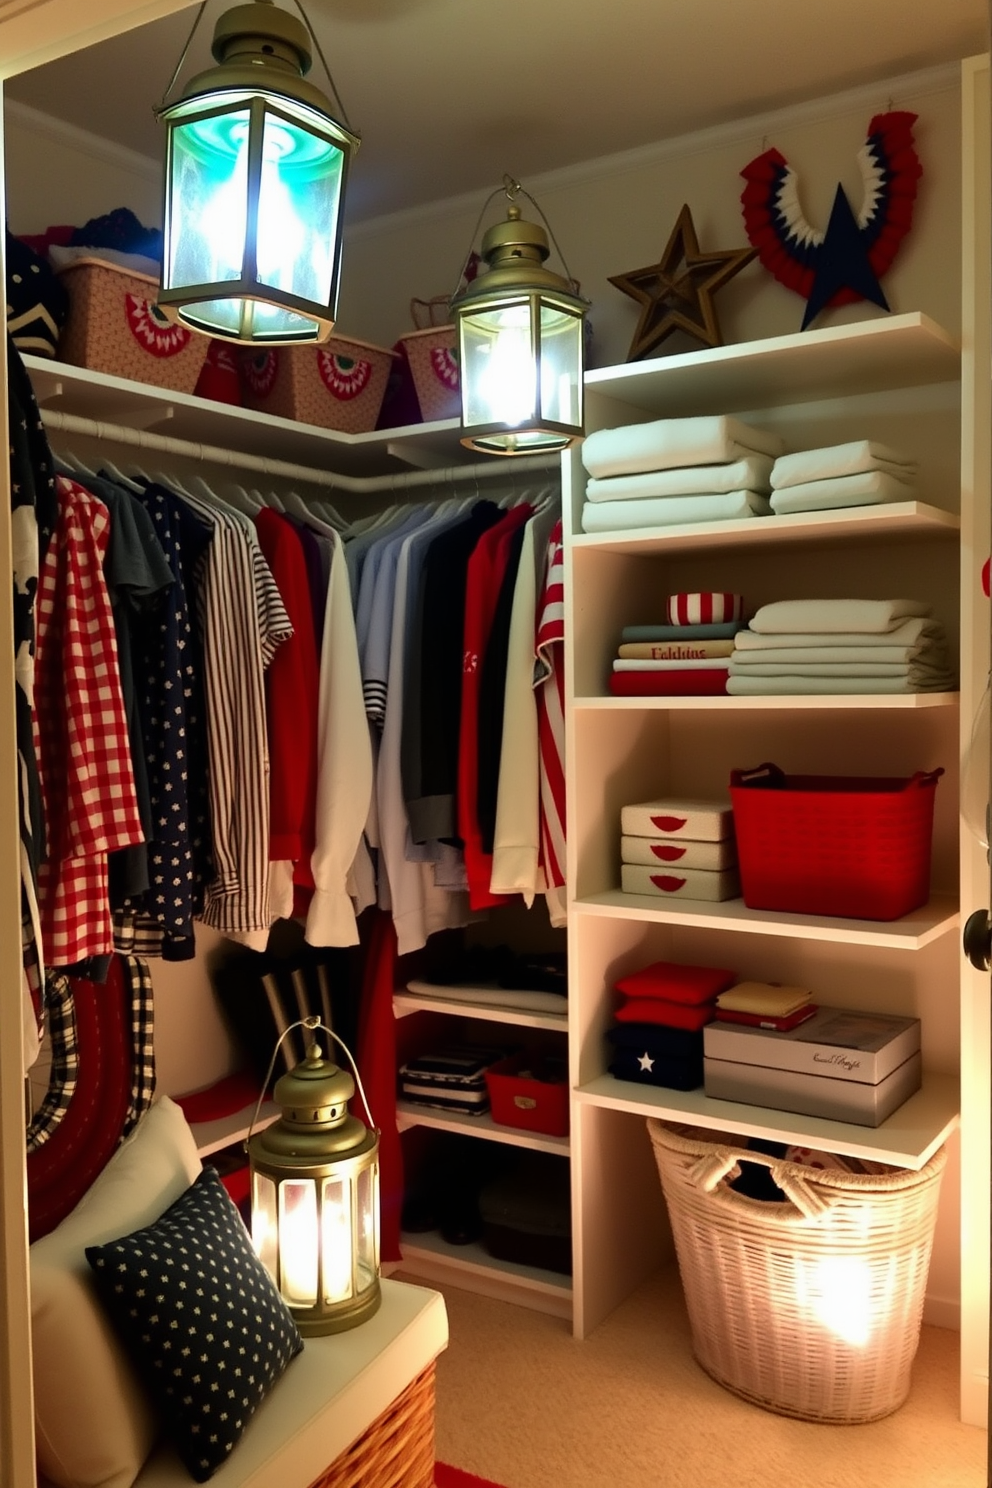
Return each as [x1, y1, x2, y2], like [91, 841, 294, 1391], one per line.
[963, 908, 992, 972]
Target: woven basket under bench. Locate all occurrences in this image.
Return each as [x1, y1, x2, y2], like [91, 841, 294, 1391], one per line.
[307, 1363, 436, 1488]
[647, 1120, 947, 1424]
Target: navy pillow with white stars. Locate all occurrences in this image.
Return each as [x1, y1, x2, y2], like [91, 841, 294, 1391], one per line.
[85, 1164, 303, 1482]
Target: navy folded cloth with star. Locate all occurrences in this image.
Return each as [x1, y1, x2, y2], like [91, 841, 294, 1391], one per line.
[606, 1022, 703, 1090]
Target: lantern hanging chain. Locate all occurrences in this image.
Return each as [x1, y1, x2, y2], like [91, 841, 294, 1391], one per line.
[447, 173, 584, 306]
[244, 1016, 378, 1155]
[156, 0, 209, 113]
[516, 184, 583, 298]
[289, 0, 355, 133]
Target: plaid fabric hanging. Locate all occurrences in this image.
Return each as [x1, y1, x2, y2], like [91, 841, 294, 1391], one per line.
[25, 971, 77, 1153]
[119, 954, 156, 1137]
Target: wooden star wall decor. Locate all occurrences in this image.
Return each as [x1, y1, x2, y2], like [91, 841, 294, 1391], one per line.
[609, 203, 757, 361]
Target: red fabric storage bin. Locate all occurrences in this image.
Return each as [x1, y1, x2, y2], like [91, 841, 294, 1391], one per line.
[485, 1054, 569, 1137]
[729, 762, 943, 921]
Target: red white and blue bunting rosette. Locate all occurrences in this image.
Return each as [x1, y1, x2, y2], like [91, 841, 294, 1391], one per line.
[125, 295, 193, 357]
[317, 351, 372, 401]
[740, 111, 923, 330]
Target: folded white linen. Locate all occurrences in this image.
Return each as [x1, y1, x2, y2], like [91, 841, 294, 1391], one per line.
[726, 674, 952, 695]
[733, 617, 941, 649]
[728, 661, 951, 680]
[770, 470, 916, 514]
[770, 440, 917, 490]
[405, 979, 568, 1014]
[748, 598, 930, 634]
[614, 657, 732, 671]
[585, 453, 774, 502]
[581, 415, 785, 479]
[730, 644, 944, 666]
[581, 491, 771, 533]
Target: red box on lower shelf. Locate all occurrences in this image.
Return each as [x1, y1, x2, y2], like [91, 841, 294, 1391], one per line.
[485, 1054, 569, 1137]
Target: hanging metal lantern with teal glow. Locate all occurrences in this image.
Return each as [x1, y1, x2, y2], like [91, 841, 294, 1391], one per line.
[157, 0, 359, 345]
[450, 181, 587, 455]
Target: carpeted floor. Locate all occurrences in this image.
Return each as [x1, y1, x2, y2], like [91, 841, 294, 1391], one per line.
[400, 1261, 987, 1488]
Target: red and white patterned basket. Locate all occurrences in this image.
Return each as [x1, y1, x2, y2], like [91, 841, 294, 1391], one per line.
[56, 258, 209, 394]
[239, 335, 396, 432]
[397, 324, 461, 422]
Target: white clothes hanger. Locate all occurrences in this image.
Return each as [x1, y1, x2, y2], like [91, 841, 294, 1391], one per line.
[60, 448, 99, 482]
[99, 459, 145, 494]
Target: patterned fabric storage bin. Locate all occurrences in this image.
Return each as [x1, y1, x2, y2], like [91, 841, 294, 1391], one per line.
[646, 1119, 946, 1423]
[397, 325, 461, 422]
[240, 336, 396, 431]
[56, 258, 210, 393]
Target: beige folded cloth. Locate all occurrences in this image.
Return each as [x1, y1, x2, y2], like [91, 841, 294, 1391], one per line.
[716, 982, 811, 1015]
[730, 645, 945, 666]
[581, 491, 770, 533]
[726, 674, 952, 695]
[747, 598, 930, 634]
[733, 617, 941, 649]
[770, 470, 916, 514]
[585, 453, 774, 501]
[581, 415, 785, 479]
[771, 440, 917, 489]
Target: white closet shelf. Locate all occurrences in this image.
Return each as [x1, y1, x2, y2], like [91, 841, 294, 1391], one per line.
[393, 990, 568, 1031]
[395, 1231, 573, 1318]
[574, 692, 958, 711]
[583, 311, 959, 417]
[573, 891, 960, 949]
[23, 353, 472, 477]
[396, 1100, 570, 1156]
[571, 502, 960, 556]
[574, 1071, 959, 1171]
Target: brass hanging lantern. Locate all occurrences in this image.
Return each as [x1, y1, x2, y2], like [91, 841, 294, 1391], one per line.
[157, 0, 359, 345]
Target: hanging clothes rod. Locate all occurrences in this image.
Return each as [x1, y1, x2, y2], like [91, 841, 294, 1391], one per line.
[40, 409, 560, 494]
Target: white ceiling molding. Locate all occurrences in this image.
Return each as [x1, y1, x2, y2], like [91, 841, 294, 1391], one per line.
[346, 59, 961, 243]
[3, 96, 160, 182]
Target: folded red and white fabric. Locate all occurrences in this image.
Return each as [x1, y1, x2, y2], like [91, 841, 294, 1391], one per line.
[585, 452, 774, 502]
[667, 591, 744, 625]
[581, 414, 785, 479]
[770, 440, 917, 489]
[581, 491, 770, 532]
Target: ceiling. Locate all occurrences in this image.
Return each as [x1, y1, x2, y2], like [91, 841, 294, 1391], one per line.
[4, 0, 988, 224]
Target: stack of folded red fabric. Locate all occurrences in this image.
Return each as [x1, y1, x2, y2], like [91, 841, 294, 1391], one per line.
[610, 591, 746, 696]
[606, 958, 738, 1090]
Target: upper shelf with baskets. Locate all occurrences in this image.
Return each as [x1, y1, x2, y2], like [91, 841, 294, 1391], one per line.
[22, 352, 479, 479]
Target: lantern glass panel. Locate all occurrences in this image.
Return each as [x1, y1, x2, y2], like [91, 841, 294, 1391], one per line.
[278, 1178, 319, 1306]
[167, 108, 251, 292]
[256, 109, 344, 308]
[460, 299, 538, 429]
[320, 1176, 354, 1304]
[356, 1164, 378, 1286]
[251, 1170, 279, 1279]
[538, 303, 583, 427]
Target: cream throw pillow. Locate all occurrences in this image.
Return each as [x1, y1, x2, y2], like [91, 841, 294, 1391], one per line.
[31, 1096, 202, 1488]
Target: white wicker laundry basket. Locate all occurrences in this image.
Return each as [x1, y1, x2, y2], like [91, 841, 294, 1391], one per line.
[646, 1119, 946, 1423]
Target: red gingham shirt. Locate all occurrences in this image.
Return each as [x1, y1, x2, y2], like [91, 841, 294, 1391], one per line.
[33, 477, 144, 965]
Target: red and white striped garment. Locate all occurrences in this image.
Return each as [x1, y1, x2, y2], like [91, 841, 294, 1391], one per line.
[534, 520, 566, 921]
[666, 591, 744, 626]
[33, 479, 144, 965]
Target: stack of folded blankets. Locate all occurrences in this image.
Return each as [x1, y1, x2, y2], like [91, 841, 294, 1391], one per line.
[769, 440, 917, 514]
[611, 591, 746, 696]
[712, 980, 818, 1031]
[727, 597, 956, 695]
[580, 414, 785, 533]
[606, 958, 739, 1090]
[620, 796, 740, 902]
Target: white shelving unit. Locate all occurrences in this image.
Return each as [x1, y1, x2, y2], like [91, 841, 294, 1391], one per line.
[563, 312, 966, 1340]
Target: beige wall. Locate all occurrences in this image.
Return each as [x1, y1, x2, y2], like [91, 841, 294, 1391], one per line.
[335, 68, 962, 363]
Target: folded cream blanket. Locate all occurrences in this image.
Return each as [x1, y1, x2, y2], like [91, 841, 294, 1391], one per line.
[586, 453, 774, 502]
[726, 674, 951, 695]
[581, 491, 771, 533]
[771, 440, 917, 490]
[730, 642, 947, 666]
[733, 617, 940, 649]
[581, 415, 785, 479]
[748, 598, 931, 634]
[614, 657, 732, 671]
[770, 470, 916, 514]
[727, 661, 951, 679]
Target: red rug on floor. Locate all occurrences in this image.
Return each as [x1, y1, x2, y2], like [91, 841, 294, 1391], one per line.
[435, 1465, 507, 1488]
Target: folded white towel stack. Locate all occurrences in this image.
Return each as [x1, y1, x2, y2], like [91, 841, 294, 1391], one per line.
[769, 440, 917, 515]
[728, 598, 955, 695]
[579, 415, 784, 534]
